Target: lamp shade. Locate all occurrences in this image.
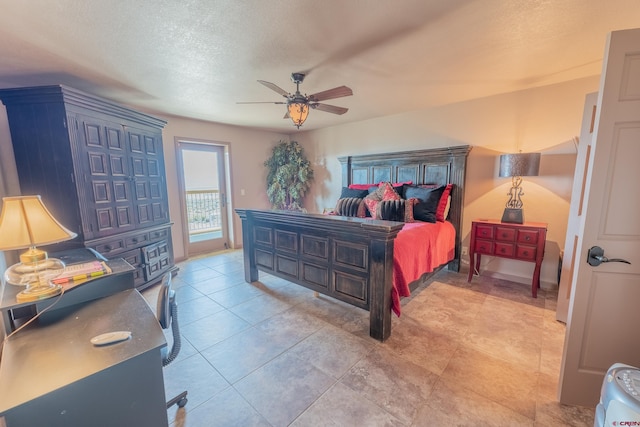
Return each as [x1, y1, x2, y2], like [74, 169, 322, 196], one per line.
[499, 153, 541, 178]
[287, 102, 309, 128]
[0, 195, 77, 251]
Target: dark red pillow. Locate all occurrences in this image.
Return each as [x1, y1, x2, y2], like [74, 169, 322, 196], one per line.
[348, 183, 377, 190]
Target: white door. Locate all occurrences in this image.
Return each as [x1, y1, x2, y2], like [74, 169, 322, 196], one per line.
[558, 28, 640, 406]
[556, 93, 597, 323]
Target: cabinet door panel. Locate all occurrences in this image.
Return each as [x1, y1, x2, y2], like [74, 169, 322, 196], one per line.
[77, 115, 135, 239]
[126, 127, 169, 227]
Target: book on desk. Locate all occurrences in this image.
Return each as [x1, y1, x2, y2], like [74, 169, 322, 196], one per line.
[52, 260, 112, 287]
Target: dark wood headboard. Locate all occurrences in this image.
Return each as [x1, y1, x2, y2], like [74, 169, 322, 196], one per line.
[338, 145, 471, 271]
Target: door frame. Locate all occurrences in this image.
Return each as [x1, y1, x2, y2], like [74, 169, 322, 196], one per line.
[174, 137, 233, 258]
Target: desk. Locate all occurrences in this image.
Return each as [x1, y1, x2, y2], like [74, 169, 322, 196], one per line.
[0, 289, 169, 427]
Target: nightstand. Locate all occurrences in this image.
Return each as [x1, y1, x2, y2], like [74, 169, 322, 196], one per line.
[468, 219, 547, 297]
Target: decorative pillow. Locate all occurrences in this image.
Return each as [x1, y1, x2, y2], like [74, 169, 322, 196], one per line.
[363, 182, 401, 218]
[352, 181, 412, 198]
[340, 187, 369, 199]
[334, 197, 367, 217]
[405, 185, 446, 223]
[377, 198, 418, 222]
[436, 184, 454, 221]
[348, 183, 377, 191]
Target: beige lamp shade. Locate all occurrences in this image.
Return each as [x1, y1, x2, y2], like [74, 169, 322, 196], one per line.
[0, 195, 77, 251]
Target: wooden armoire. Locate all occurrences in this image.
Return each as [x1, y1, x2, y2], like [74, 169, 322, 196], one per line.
[0, 85, 175, 290]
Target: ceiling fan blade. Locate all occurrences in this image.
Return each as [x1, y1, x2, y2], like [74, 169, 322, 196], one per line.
[257, 80, 290, 97]
[308, 86, 353, 102]
[236, 101, 286, 104]
[312, 103, 349, 115]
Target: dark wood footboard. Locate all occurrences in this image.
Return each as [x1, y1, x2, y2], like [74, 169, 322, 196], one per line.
[235, 209, 404, 341]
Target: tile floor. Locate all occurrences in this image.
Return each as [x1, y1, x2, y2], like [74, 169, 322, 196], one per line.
[142, 250, 596, 427]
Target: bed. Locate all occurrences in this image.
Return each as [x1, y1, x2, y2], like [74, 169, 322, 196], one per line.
[236, 145, 471, 341]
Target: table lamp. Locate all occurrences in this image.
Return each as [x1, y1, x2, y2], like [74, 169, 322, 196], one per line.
[499, 152, 541, 224]
[0, 195, 77, 302]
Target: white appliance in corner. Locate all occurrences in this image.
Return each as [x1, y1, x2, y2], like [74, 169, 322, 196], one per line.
[595, 363, 640, 427]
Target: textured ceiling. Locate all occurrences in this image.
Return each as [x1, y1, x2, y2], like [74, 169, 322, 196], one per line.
[0, 1, 638, 133]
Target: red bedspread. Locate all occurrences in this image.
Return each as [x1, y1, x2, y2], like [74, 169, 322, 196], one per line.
[391, 221, 456, 316]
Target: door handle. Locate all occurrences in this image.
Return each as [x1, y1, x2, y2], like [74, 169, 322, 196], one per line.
[587, 246, 631, 267]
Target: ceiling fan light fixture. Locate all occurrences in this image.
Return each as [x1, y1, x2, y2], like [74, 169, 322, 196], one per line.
[287, 101, 309, 129]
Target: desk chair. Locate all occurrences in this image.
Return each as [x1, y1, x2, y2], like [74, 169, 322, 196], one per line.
[157, 274, 188, 409]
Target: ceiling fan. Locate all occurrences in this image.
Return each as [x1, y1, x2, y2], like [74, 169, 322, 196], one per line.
[238, 73, 353, 129]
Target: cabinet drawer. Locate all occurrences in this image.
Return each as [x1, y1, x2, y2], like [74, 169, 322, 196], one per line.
[94, 238, 126, 256]
[149, 227, 169, 242]
[495, 227, 516, 241]
[125, 231, 149, 249]
[475, 240, 494, 254]
[517, 230, 539, 245]
[475, 224, 494, 239]
[495, 242, 515, 257]
[516, 245, 537, 260]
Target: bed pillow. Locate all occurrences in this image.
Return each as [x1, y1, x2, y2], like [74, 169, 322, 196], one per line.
[348, 183, 377, 191]
[436, 184, 453, 221]
[334, 197, 367, 217]
[377, 198, 418, 222]
[363, 182, 401, 218]
[340, 187, 369, 199]
[405, 185, 446, 223]
[351, 181, 412, 198]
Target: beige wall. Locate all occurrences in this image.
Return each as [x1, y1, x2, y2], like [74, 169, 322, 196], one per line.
[295, 75, 600, 288]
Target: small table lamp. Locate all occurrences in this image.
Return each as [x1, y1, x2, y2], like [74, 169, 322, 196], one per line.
[0, 195, 77, 302]
[499, 153, 541, 224]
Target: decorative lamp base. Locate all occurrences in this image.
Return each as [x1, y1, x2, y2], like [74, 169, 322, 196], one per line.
[16, 283, 63, 302]
[501, 208, 524, 224]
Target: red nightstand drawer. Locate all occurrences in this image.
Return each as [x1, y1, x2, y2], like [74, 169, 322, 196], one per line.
[476, 224, 494, 239]
[475, 240, 494, 254]
[516, 245, 537, 260]
[518, 230, 539, 244]
[495, 242, 515, 257]
[495, 227, 516, 241]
